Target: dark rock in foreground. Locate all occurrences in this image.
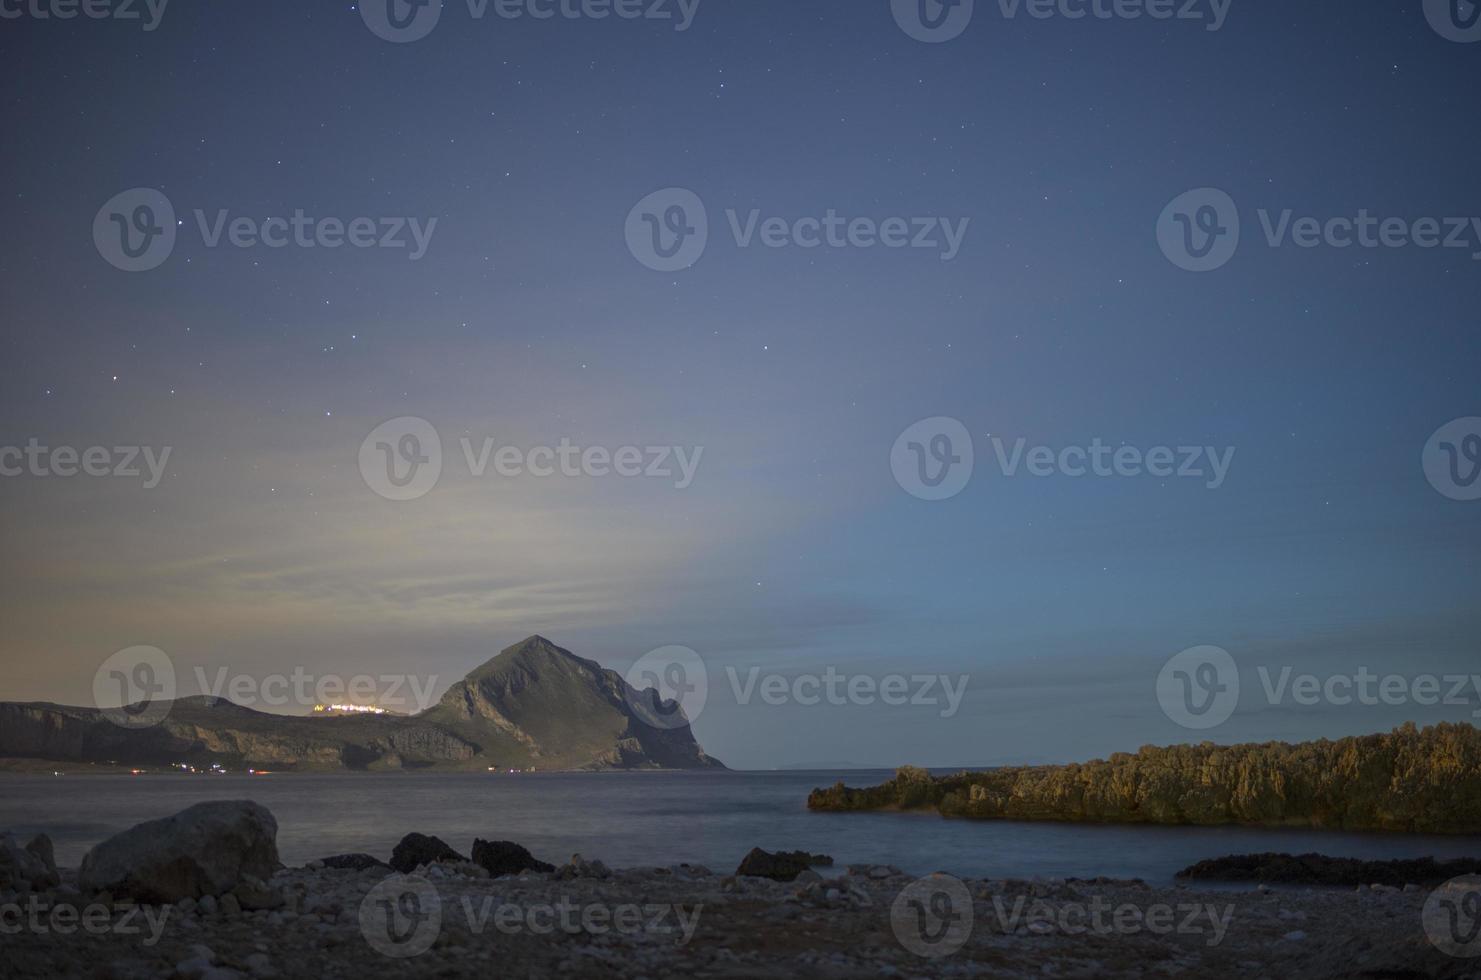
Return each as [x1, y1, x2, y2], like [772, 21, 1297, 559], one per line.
[77, 800, 279, 903]
[389, 832, 466, 873]
[735, 847, 834, 881]
[1177, 852, 1481, 887]
[0, 831, 60, 891]
[470, 839, 554, 876]
[318, 853, 388, 871]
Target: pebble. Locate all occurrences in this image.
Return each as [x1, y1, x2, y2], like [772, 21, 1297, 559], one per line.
[242, 953, 277, 978]
[8, 857, 1452, 977]
[175, 956, 214, 980]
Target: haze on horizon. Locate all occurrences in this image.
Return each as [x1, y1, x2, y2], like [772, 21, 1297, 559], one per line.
[1, 0, 1478, 771]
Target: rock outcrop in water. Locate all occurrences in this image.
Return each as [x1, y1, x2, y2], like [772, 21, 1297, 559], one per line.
[0, 635, 725, 772]
[734, 847, 834, 881]
[1176, 853, 1481, 887]
[389, 832, 468, 873]
[471, 839, 555, 876]
[808, 722, 1481, 834]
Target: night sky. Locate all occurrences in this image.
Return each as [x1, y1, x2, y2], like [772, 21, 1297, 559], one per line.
[1, 0, 1478, 769]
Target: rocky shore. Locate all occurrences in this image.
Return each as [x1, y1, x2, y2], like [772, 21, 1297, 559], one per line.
[3, 802, 1479, 979]
[807, 723, 1481, 834]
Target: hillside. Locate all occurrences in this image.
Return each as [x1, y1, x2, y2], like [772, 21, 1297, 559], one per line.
[0, 636, 724, 772]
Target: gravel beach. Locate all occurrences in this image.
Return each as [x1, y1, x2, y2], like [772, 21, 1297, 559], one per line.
[4, 858, 1477, 979]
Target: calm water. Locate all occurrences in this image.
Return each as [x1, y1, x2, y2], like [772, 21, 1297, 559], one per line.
[3, 771, 1478, 883]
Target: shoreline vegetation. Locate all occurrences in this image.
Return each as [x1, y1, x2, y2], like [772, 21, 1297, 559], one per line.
[807, 722, 1481, 834]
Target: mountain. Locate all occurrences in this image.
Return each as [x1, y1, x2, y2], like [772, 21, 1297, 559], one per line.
[420, 635, 724, 771]
[0, 636, 724, 772]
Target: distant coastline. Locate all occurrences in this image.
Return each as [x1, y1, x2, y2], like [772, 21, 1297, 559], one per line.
[0, 636, 725, 774]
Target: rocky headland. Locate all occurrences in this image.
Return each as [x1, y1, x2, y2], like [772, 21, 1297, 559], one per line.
[808, 722, 1481, 834]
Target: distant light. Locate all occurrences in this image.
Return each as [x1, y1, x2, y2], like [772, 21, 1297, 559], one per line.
[313, 703, 388, 714]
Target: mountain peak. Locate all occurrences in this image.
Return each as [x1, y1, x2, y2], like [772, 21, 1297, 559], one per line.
[504, 634, 565, 657]
[455, 635, 609, 690]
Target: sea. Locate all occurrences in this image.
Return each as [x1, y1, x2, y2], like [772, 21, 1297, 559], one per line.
[3, 770, 1477, 883]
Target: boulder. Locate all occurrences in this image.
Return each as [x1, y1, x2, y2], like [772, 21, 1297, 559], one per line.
[318, 853, 388, 872]
[0, 831, 60, 891]
[78, 801, 280, 903]
[471, 839, 554, 877]
[556, 853, 610, 880]
[388, 833, 466, 873]
[25, 833, 57, 877]
[735, 847, 833, 882]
